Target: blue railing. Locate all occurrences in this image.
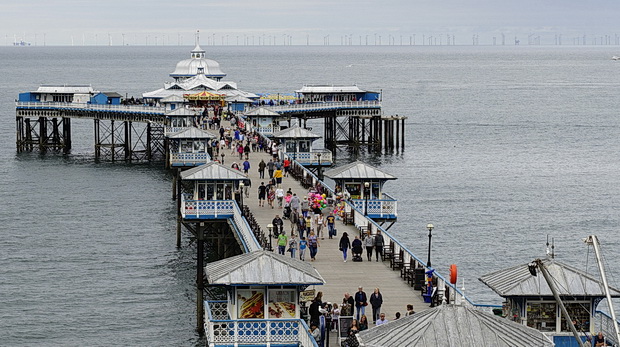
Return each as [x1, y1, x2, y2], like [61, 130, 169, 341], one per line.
[16, 101, 165, 115]
[204, 300, 318, 347]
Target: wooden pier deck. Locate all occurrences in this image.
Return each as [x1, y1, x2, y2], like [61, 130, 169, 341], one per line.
[225, 147, 428, 326]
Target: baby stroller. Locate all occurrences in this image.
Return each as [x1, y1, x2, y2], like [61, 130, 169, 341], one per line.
[283, 205, 292, 220]
[352, 242, 363, 262]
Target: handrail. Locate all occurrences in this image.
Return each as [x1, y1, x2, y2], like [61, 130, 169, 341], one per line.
[247, 101, 381, 114]
[230, 200, 262, 252]
[16, 101, 166, 114]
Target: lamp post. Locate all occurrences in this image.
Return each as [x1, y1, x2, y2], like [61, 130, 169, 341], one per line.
[267, 223, 274, 251]
[238, 182, 244, 215]
[426, 223, 434, 268]
[316, 152, 322, 181]
[364, 182, 370, 216]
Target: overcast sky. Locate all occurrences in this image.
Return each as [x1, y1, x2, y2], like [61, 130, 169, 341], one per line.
[2, 0, 619, 45]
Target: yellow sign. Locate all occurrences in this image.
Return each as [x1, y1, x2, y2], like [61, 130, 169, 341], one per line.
[299, 289, 315, 302]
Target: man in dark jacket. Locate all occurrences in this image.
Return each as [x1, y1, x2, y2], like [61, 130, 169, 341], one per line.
[374, 230, 385, 262]
[354, 286, 368, 321]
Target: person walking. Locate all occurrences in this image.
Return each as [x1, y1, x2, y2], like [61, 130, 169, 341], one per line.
[369, 288, 383, 324]
[276, 187, 284, 208]
[290, 193, 301, 217]
[316, 213, 326, 240]
[374, 230, 385, 262]
[364, 231, 374, 261]
[299, 236, 307, 261]
[354, 286, 368, 321]
[326, 212, 336, 238]
[273, 167, 283, 187]
[339, 232, 352, 262]
[267, 159, 275, 178]
[258, 159, 266, 179]
[258, 182, 267, 207]
[242, 159, 250, 174]
[288, 235, 298, 259]
[267, 186, 276, 209]
[272, 215, 283, 237]
[308, 231, 319, 261]
[277, 232, 288, 255]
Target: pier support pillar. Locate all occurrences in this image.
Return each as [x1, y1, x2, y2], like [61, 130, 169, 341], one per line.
[176, 169, 182, 248]
[196, 222, 205, 335]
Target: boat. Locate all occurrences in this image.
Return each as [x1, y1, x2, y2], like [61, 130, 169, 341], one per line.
[612, 56, 620, 60]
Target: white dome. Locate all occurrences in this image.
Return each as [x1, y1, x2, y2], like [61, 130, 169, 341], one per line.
[170, 44, 226, 80]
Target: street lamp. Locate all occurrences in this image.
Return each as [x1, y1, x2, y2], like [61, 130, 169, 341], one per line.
[267, 223, 274, 251]
[316, 152, 322, 181]
[426, 224, 434, 268]
[364, 182, 370, 216]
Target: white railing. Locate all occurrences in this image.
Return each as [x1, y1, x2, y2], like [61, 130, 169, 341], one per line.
[204, 301, 318, 347]
[288, 151, 333, 166]
[351, 198, 397, 218]
[594, 310, 620, 346]
[181, 195, 260, 252]
[169, 152, 211, 166]
[16, 101, 166, 114]
[247, 101, 381, 114]
[181, 196, 235, 219]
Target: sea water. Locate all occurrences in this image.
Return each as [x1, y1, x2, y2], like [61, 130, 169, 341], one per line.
[1, 45, 620, 345]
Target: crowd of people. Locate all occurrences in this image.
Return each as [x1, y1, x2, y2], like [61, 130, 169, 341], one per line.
[307, 290, 416, 346]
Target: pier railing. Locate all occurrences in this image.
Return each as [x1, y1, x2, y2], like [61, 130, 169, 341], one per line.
[169, 152, 211, 166]
[350, 196, 397, 219]
[246, 101, 381, 114]
[181, 196, 261, 252]
[594, 310, 620, 345]
[288, 150, 333, 166]
[16, 101, 166, 115]
[204, 300, 318, 347]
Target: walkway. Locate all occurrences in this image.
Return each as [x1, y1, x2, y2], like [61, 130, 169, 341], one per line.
[222, 144, 428, 323]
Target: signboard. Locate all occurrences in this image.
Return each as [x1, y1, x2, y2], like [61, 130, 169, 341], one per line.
[299, 289, 315, 302]
[268, 289, 296, 318]
[237, 289, 264, 319]
[339, 316, 354, 339]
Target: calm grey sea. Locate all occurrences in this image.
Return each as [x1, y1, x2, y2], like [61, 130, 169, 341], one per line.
[1, 45, 620, 346]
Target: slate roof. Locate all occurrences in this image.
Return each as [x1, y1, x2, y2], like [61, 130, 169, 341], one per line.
[479, 257, 620, 298]
[324, 161, 396, 180]
[180, 162, 247, 181]
[167, 127, 216, 139]
[205, 250, 326, 286]
[271, 125, 321, 140]
[356, 305, 554, 347]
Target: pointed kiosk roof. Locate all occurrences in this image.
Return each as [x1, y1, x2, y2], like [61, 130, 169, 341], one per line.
[181, 162, 247, 181]
[167, 127, 216, 139]
[271, 125, 321, 140]
[356, 305, 553, 347]
[479, 257, 620, 298]
[244, 107, 281, 117]
[166, 107, 200, 117]
[205, 250, 326, 286]
[324, 161, 397, 180]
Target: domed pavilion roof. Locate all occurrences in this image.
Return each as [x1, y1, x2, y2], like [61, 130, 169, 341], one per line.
[170, 44, 226, 81]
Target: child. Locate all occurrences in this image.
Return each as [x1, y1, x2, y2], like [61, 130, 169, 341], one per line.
[299, 236, 308, 261]
[331, 303, 340, 332]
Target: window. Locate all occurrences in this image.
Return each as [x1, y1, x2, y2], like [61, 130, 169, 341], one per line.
[526, 301, 557, 332]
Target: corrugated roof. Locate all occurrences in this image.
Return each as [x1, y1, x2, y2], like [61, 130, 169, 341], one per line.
[167, 127, 216, 139]
[244, 107, 281, 116]
[166, 107, 200, 116]
[206, 250, 326, 285]
[295, 85, 367, 94]
[324, 161, 397, 180]
[271, 125, 321, 139]
[181, 162, 247, 181]
[479, 257, 620, 297]
[161, 95, 186, 102]
[357, 305, 554, 347]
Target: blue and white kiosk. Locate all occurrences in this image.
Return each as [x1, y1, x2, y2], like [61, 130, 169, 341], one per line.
[203, 250, 324, 347]
[166, 127, 216, 168]
[324, 161, 398, 222]
[271, 125, 332, 168]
